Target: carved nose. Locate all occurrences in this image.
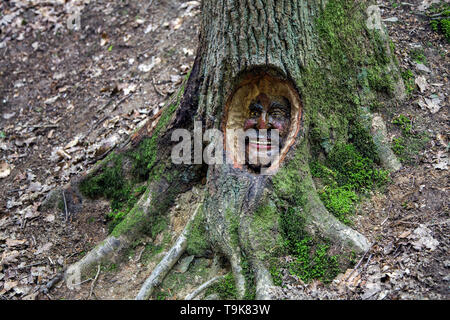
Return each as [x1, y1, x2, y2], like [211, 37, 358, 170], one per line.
[257, 112, 267, 129]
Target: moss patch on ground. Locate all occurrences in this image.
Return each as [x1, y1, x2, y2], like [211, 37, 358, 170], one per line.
[401, 69, 416, 95]
[428, 2, 450, 43]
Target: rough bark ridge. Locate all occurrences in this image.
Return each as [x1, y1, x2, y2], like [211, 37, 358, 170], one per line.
[60, 0, 404, 300]
[197, 0, 324, 125]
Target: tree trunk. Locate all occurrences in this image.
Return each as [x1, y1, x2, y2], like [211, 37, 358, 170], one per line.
[60, 0, 404, 299]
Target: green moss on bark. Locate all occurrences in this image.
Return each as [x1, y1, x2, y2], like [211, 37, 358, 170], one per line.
[186, 205, 210, 257]
[300, 0, 402, 158]
[248, 0, 401, 286]
[131, 85, 184, 180]
[205, 273, 238, 300]
[78, 80, 186, 238]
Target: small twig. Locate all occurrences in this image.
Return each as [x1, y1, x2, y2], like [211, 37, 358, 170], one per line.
[15, 261, 45, 270]
[66, 250, 84, 259]
[73, 277, 94, 286]
[62, 190, 69, 223]
[363, 253, 373, 270]
[135, 247, 146, 263]
[7, 188, 22, 194]
[26, 1, 60, 10]
[152, 77, 166, 97]
[395, 220, 420, 226]
[86, 115, 108, 138]
[31, 124, 59, 130]
[99, 98, 114, 111]
[44, 292, 53, 300]
[345, 243, 374, 282]
[381, 203, 392, 226]
[362, 289, 378, 300]
[146, 0, 155, 11]
[111, 93, 133, 112]
[89, 264, 101, 299]
[426, 219, 450, 227]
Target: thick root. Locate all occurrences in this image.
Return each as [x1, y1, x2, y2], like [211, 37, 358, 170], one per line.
[135, 201, 203, 300]
[302, 174, 371, 254]
[63, 182, 156, 287]
[252, 261, 275, 300]
[359, 106, 402, 172]
[65, 235, 127, 290]
[229, 252, 247, 299]
[370, 113, 402, 171]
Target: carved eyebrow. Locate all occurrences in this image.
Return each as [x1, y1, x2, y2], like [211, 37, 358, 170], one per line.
[269, 101, 289, 112]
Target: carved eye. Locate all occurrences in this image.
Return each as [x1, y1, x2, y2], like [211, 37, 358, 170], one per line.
[249, 103, 263, 117]
[270, 109, 284, 117]
[269, 102, 287, 117]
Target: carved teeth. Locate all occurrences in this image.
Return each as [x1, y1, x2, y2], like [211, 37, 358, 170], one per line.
[250, 139, 271, 145]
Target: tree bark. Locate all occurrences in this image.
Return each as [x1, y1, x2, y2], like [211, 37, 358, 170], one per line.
[61, 0, 404, 299]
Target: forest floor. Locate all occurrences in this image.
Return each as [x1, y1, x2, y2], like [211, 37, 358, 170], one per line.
[0, 0, 448, 300]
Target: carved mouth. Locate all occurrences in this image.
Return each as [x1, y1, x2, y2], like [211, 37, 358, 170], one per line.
[248, 138, 272, 150]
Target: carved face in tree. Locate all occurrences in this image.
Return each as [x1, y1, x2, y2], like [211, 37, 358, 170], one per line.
[243, 93, 291, 171]
[224, 73, 301, 174]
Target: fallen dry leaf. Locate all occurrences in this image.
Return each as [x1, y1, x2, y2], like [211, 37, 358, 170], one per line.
[6, 239, 27, 248]
[0, 160, 12, 179]
[3, 280, 18, 292]
[415, 75, 428, 93]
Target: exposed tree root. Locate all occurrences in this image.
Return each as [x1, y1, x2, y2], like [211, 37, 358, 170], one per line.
[184, 275, 226, 300]
[370, 113, 402, 171]
[135, 201, 203, 300]
[228, 252, 247, 299]
[57, 0, 406, 300]
[65, 235, 127, 289]
[359, 107, 402, 172]
[64, 181, 157, 287]
[252, 260, 275, 300]
[301, 173, 371, 253]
